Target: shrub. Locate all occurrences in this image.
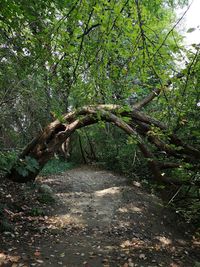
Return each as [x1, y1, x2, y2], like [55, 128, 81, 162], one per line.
[40, 158, 76, 176]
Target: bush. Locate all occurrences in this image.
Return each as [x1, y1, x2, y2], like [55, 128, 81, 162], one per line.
[37, 192, 55, 204]
[40, 158, 76, 176]
[0, 151, 17, 174]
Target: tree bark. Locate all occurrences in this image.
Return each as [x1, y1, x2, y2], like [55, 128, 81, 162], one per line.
[6, 105, 200, 184]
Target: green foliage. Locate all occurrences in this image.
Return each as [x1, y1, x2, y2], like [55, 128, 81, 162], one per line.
[1, 0, 199, 224]
[0, 153, 40, 177]
[71, 125, 148, 179]
[175, 198, 200, 226]
[23, 181, 56, 204]
[0, 0, 188, 140]
[0, 204, 14, 233]
[15, 156, 40, 177]
[1, 0, 194, 155]
[0, 219, 14, 233]
[0, 151, 17, 174]
[29, 207, 45, 216]
[37, 192, 55, 204]
[40, 158, 76, 176]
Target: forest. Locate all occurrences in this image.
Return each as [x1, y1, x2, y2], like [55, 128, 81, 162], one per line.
[0, 0, 200, 266]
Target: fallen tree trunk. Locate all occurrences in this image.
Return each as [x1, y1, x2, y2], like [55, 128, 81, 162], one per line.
[6, 107, 138, 182]
[6, 104, 200, 184]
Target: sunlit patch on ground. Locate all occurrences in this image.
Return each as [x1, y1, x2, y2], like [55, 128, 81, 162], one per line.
[46, 214, 85, 229]
[95, 186, 121, 196]
[0, 252, 21, 266]
[120, 238, 145, 249]
[118, 204, 143, 213]
[155, 235, 172, 245]
[0, 166, 199, 267]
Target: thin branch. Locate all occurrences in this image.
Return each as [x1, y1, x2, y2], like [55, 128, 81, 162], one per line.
[132, 71, 184, 110]
[77, 23, 100, 39]
[182, 48, 199, 97]
[72, 6, 95, 80]
[135, 0, 146, 62]
[150, 3, 192, 60]
[53, 0, 80, 36]
[108, 0, 129, 34]
[132, 88, 161, 109]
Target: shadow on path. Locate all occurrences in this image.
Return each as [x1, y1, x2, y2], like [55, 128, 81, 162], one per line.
[0, 166, 199, 267]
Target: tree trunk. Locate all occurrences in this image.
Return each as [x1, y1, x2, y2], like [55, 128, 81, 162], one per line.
[56, 138, 71, 159]
[6, 105, 200, 184]
[6, 106, 137, 182]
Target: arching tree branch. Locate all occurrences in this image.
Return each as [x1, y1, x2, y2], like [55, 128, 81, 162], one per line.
[5, 105, 200, 185]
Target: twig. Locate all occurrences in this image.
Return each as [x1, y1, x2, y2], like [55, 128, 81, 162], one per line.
[167, 186, 183, 205]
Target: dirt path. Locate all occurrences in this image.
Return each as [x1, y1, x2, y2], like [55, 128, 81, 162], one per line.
[0, 166, 199, 267]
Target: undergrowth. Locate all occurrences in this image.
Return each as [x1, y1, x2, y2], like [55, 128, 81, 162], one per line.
[40, 158, 76, 176]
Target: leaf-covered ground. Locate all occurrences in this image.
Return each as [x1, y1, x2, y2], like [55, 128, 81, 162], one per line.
[0, 166, 200, 267]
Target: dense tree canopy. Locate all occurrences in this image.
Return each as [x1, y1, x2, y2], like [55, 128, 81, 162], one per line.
[0, 0, 199, 207]
[1, 0, 194, 141]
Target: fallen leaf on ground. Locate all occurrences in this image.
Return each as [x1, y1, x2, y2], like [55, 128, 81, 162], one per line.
[34, 251, 41, 257]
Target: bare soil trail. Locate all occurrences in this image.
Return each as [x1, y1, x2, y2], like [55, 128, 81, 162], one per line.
[0, 166, 199, 267]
